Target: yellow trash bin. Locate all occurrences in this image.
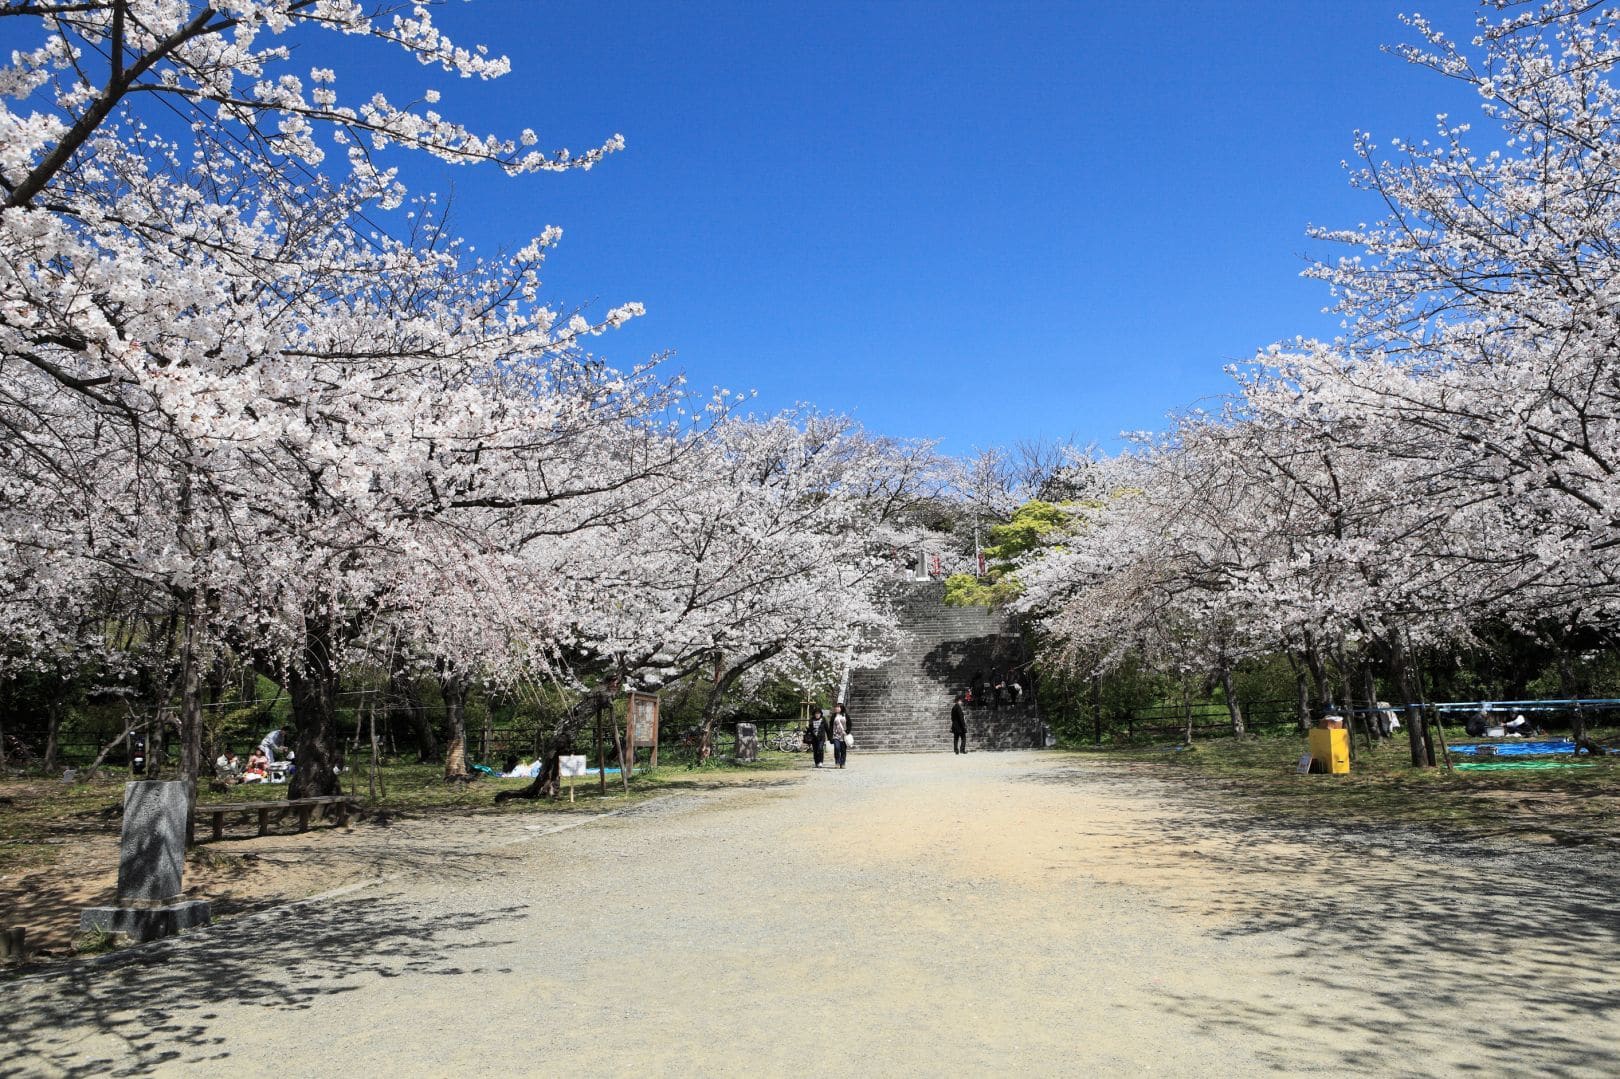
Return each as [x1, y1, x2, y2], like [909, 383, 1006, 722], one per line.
[1307, 728, 1350, 774]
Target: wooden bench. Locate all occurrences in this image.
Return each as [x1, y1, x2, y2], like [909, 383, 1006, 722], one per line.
[199, 795, 364, 842]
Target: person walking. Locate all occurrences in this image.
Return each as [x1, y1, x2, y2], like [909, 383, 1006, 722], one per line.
[830, 702, 851, 769]
[951, 692, 968, 754]
[804, 705, 828, 768]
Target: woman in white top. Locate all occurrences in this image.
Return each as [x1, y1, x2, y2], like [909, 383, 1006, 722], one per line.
[830, 703, 851, 769]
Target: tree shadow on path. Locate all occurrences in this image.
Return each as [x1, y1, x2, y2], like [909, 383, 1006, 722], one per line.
[0, 896, 524, 1077]
[1022, 763, 1620, 1075]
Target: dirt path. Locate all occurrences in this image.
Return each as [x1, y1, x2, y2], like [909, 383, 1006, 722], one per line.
[3, 751, 1617, 1076]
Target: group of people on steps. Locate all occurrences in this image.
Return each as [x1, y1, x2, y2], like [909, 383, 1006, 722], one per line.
[802, 692, 981, 763]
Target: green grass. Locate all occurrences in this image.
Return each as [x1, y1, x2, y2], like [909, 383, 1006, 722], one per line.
[1058, 728, 1620, 845]
[70, 928, 116, 955]
[0, 776, 136, 875]
[0, 750, 801, 876]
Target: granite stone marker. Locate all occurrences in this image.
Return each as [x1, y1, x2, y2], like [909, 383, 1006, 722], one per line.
[735, 722, 758, 762]
[81, 780, 211, 942]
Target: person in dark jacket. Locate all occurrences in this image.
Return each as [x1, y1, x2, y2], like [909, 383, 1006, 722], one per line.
[804, 705, 828, 767]
[951, 692, 968, 754]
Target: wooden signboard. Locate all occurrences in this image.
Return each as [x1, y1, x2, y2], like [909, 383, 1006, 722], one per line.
[627, 691, 660, 772]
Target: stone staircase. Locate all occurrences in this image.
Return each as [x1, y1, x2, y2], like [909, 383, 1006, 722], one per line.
[845, 581, 1043, 752]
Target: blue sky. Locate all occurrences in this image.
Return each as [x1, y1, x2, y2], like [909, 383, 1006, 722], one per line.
[293, 3, 1490, 453]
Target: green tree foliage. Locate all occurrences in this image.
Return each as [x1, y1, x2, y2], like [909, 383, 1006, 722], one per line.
[944, 501, 1075, 607]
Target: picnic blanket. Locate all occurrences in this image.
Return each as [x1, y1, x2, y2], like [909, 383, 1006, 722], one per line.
[1454, 760, 1594, 771]
[1448, 739, 1576, 757]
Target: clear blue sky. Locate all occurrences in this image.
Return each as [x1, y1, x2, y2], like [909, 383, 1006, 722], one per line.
[343, 1, 1480, 454]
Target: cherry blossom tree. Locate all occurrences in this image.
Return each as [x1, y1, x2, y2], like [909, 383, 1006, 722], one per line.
[494, 412, 935, 798]
[1254, 0, 1620, 739]
[1014, 2, 1620, 763]
[0, 1, 667, 807]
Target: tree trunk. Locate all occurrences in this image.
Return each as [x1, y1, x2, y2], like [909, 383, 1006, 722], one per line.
[1359, 663, 1380, 741]
[595, 704, 606, 794]
[1090, 672, 1103, 745]
[1302, 637, 1334, 714]
[368, 698, 385, 802]
[42, 702, 61, 772]
[1331, 645, 1361, 763]
[496, 681, 618, 804]
[390, 666, 438, 763]
[698, 646, 780, 761]
[1219, 664, 1246, 737]
[1558, 651, 1588, 742]
[1386, 629, 1431, 768]
[1291, 656, 1312, 735]
[439, 667, 469, 781]
[1181, 677, 1194, 744]
[609, 707, 631, 791]
[177, 588, 208, 845]
[288, 615, 343, 799]
[697, 680, 728, 762]
[205, 652, 229, 759]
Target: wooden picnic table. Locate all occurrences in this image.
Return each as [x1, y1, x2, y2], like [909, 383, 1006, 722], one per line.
[198, 794, 364, 842]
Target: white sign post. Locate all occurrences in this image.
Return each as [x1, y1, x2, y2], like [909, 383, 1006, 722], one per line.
[560, 754, 588, 802]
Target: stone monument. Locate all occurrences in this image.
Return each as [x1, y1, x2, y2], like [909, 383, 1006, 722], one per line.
[81, 780, 211, 942]
[735, 722, 758, 762]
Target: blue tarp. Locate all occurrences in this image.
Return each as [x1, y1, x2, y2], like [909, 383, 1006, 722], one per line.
[1448, 739, 1577, 757]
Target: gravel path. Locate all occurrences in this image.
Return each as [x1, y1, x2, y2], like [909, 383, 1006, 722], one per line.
[3, 751, 1617, 1077]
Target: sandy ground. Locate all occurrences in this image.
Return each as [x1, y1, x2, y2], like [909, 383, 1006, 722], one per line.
[1, 796, 578, 957]
[2, 751, 1618, 1077]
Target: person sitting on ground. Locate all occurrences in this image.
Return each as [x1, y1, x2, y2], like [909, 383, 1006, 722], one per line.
[242, 747, 270, 782]
[210, 749, 242, 789]
[1502, 713, 1537, 737]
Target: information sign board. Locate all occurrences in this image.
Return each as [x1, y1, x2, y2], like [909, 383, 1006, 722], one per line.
[629, 693, 659, 747]
[627, 691, 660, 771]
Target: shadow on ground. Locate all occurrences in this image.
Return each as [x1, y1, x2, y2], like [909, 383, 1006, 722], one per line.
[0, 895, 523, 1077]
[1023, 762, 1620, 1075]
[644, 775, 802, 794]
[1, 809, 515, 958]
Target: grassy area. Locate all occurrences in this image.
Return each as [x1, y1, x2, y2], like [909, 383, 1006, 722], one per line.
[0, 751, 800, 877]
[1060, 728, 1620, 845]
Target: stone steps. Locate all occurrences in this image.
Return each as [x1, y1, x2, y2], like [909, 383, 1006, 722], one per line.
[844, 581, 1043, 753]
